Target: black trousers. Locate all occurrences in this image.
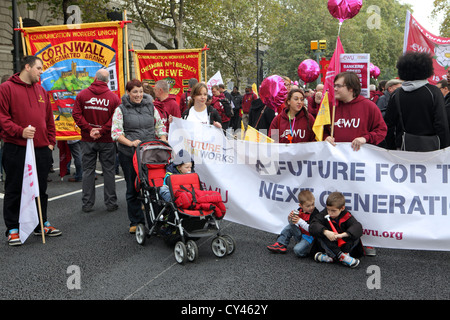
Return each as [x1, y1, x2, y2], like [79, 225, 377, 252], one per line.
[2, 143, 52, 234]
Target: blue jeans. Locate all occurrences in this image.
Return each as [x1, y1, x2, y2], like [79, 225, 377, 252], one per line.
[277, 224, 312, 257]
[159, 185, 171, 202]
[68, 141, 82, 181]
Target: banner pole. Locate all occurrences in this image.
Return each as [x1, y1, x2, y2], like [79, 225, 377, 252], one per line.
[124, 10, 130, 82]
[19, 17, 27, 55]
[204, 44, 207, 83]
[331, 105, 336, 138]
[36, 197, 45, 244]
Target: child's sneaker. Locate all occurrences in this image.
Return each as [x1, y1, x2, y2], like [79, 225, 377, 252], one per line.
[266, 242, 287, 253]
[338, 252, 360, 268]
[34, 222, 62, 237]
[7, 229, 21, 246]
[314, 252, 333, 263]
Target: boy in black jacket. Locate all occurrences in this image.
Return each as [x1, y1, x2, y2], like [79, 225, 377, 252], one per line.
[309, 191, 363, 268]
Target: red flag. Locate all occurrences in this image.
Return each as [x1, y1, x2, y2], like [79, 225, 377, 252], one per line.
[403, 11, 449, 84]
[322, 36, 345, 110]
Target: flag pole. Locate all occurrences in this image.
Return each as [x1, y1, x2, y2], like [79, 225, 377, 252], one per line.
[36, 196, 45, 244]
[331, 105, 336, 138]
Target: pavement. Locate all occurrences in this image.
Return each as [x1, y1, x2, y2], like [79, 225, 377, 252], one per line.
[0, 155, 449, 313]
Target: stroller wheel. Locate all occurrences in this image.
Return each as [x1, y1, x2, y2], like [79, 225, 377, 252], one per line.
[174, 241, 188, 264]
[221, 234, 236, 255]
[136, 223, 147, 245]
[186, 240, 198, 262]
[211, 236, 229, 258]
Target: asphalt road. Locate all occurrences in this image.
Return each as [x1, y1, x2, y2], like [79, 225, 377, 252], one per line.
[0, 154, 449, 310]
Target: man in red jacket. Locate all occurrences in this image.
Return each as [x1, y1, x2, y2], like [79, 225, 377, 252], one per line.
[72, 68, 121, 213]
[325, 71, 387, 151]
[0, 56, 61, 245]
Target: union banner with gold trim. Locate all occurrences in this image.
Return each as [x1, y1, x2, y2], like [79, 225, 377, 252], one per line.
[23, 21, 125, 140]
[134, 49, 202, 103]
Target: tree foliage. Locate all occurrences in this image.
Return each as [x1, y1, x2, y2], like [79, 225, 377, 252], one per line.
[265, 0, 411, 85]
[432, 0, 450, 37]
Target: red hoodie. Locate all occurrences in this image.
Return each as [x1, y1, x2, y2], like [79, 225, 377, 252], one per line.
[324, 95, 387, 145]
[269, 108, 316, 143]
[159, 94, 181, 118]
[72, 80, 121, 143]
[0, 73, 56, 147]
[211, 93, 230, 123]
[242, 92, 257, 114]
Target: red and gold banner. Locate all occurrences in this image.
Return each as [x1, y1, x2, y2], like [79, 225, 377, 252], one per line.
[134, 49, 202, 103]
[22, 21, 126, 140]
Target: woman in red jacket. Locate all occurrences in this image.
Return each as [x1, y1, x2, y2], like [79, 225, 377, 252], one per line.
[269, 88, 316, 143]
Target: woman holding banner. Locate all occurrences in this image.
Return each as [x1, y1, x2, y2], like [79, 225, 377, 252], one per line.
[268, 89, 316, 143]
[180, 82, 222, 128]
[112, 79, 167, 233]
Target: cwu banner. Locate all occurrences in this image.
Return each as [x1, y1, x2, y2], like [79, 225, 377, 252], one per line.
[169, 118, 450, 251]
[134, 49, 202, 103]
[23, 21, 126, 140]
[403, 10, 450, 84]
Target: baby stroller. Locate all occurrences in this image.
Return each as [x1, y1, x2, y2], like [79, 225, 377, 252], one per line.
[133, 143, 235, 264]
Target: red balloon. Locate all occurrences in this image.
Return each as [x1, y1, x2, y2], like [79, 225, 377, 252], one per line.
[297, 59, 320, 84]
[259, 75, 288, 113]
[328, 0, 363, 23]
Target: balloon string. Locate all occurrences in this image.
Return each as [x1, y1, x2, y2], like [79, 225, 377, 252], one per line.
[338, 21, 343, 37]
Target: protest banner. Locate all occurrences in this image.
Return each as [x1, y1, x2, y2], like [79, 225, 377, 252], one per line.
[169, 117, 450, 251]
[403, 10, 450, 84]
[22, 21, 126, 140]
[134, 49, 202, 103]
[340, 53, 370, 98]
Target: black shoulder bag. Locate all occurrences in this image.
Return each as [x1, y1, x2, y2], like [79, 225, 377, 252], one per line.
[395, 87, 440, 152]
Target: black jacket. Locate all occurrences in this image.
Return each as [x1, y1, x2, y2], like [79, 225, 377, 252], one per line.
[384, 84, 450, 150]
[248, 98, 276, 131]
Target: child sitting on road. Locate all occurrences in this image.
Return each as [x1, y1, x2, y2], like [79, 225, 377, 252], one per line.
[267, 190, 319, 257]
[309, 191, 364, 268]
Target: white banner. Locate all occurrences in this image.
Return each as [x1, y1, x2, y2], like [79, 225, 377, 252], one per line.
[206, 71, 223, 95]
[19, 139, 40, 243]
[169, 118, 450, 251]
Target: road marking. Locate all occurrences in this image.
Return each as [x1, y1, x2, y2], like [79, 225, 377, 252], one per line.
[0, 176, 124, 201]
[49, 177, 124, 201]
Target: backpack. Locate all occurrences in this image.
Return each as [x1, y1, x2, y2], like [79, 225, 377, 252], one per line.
[219, 98, 234, 117]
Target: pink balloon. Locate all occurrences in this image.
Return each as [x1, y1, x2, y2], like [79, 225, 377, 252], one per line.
[259, 75, 289, 112]
[297, 59, 320, 84]
[370, 63, 381, 79]
[327, 0, 363, 23]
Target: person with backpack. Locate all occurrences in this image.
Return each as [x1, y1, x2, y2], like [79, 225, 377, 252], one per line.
[384, 52, 450, 151]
